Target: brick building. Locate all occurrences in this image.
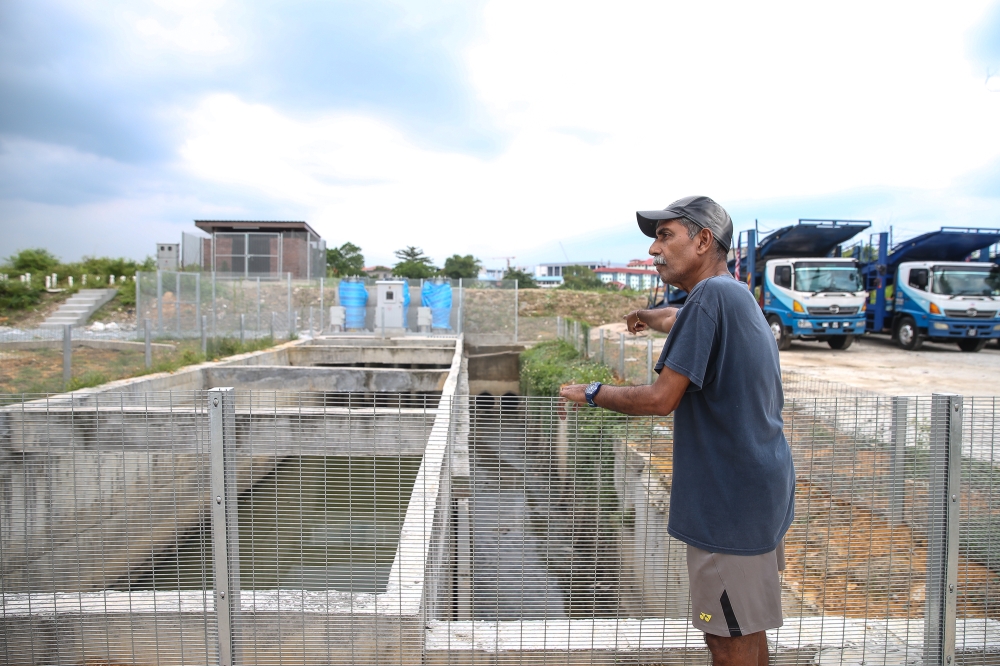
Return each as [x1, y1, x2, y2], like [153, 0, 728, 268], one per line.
[192, 220, 326, 279]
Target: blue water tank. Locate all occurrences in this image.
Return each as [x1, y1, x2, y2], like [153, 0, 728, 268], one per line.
[401, 280, 411, 328]
[339, 279, 368, 330]
[421, 280, 452, 329]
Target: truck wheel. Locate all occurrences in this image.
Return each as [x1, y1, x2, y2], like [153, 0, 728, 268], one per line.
[828, 335, 854, 350]
[957, 339, 987, 353]
[894, 316, 923, 351]
[767, 315, 791, 351]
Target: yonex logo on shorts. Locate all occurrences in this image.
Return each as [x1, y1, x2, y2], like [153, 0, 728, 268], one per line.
[699, 612, 712, 622]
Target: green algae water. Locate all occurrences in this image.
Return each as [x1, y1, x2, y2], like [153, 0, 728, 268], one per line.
[129, 456, 422, 594]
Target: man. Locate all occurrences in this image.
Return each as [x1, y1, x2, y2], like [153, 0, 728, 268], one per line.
[560, 196, 795, 666]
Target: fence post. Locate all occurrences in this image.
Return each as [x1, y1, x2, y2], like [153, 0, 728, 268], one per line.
[599, 328, 605, 364]
[156, 270, 163, 335]
[270, 312, 276, 340]
[256, 277, 261, 335]
[201, 315, 207, 355]
[209, 387, 241, 666]
[175, 272, 181, 334]
[62, 325, 72, 387]
[619, 332, 626, 380]
[212, 272, 217, 340]
[195, 273, 201, 341]
[319, 277, 324, 334]
[144, 319, 152, 368]
[239, 314, 245, 345]
[889, 397, 909, 525]
[309, 306, 314, 337]
[556, 316, 562, 340]
[513, 279, 518, 343]
[287, 272, 293, 339]
[925, 393, 962, 666]
[135, 272, 141, 340]
[457, 278, 464, 335]
[647, 337, 653, 384]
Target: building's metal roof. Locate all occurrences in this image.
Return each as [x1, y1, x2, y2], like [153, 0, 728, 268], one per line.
[194, 220, 322, 237]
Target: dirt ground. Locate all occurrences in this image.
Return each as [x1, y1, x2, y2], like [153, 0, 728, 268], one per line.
[778, 334, 1000, 396]
[0, 342, 183, 394]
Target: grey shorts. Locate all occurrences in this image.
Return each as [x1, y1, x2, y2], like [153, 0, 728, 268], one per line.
[687, 541, 784, 637]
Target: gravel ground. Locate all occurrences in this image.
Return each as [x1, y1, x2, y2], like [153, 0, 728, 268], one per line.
[779, 334, 1000, 396]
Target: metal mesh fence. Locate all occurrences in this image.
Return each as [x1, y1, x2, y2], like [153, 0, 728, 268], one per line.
[2, 386, 998, 664]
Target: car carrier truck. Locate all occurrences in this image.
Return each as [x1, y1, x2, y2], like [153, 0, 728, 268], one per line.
[862, 227, 1000, 351]
[732, 219, 872, 350]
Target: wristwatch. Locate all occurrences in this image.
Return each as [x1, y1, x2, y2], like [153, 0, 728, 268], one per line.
[585, 381, 603, 407]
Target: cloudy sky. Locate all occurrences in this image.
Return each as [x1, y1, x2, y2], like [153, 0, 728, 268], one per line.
[1, 1, 999, 269]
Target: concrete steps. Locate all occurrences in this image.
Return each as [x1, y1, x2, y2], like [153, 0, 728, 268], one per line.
[39, 289, 117, 329]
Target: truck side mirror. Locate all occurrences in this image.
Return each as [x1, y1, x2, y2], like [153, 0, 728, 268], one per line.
[908, 269, 928, 290]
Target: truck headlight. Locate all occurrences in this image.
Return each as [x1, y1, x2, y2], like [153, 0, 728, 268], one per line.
[933, 322, 949, 331]
[994, 324, 1000, 331]
[799, 320, 813, 328]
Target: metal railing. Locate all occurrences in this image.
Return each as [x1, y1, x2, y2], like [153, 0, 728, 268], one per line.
[1, 386, 998, 664]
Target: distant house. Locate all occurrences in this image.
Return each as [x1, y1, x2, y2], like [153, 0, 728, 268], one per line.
[192, 221, 326, 279]
[595, 266, 659, 291]
[533, 260, 609, 287]
[627, 258, 655, 268]
[363, 266, 393, 280]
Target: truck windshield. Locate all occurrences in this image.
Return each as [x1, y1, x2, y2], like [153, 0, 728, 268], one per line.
[793, 262, 863, 293]
[931, 266, 1000, 296]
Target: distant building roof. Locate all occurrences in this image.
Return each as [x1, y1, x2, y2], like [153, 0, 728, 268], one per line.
[596, 266, 658, 275]
[194, 220, 322, 237]
[628, 258, 655, 267]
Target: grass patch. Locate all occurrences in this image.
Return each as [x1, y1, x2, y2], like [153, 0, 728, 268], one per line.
[519, 339, 615, 397]
[0, 336, 280, 396]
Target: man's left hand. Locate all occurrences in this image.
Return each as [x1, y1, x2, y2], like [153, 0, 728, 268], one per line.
[559, 383, 588, 405]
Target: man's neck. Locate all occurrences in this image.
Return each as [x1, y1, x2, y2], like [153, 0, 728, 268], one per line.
[678, 262, 730, 293]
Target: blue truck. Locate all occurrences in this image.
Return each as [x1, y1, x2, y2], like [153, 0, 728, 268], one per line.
[732, 219, 872, 350]
[861, 227, 1000, 352]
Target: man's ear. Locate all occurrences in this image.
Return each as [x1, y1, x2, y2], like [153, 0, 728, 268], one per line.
[697, 228, 715, 255]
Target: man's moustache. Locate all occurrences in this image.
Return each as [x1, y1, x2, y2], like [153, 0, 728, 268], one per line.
[653, 256, 666, 266]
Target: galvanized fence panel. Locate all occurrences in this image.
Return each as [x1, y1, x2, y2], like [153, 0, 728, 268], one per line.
[2, 387, 999, 664]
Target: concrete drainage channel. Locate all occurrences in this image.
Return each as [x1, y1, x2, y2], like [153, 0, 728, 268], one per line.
[3, 337, 1000, 664]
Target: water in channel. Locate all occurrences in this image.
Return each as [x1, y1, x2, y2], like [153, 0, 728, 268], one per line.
[126, 455, 422, 594]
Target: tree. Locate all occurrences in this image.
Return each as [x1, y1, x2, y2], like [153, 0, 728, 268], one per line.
[503, 268, 537, 288]
[327, 242, 365, 277]
[393, 246, 437, 279]
[441, 254, 482, 279]
[560, 265, 607, 291]
[5, 248, 60, 274]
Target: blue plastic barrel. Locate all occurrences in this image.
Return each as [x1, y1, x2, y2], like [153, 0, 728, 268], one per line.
[339, 279, 368, 330]
[421, 280, 452, 329]
[401, 280, 411, 328]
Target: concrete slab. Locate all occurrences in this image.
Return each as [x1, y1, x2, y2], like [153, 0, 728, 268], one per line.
[204, 366, 451, 393]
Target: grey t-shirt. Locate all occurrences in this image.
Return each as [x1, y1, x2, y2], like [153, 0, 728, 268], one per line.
[655, 274, 794, 555]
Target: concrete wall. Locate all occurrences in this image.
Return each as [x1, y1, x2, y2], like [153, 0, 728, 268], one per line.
[614, 441, 690, 618]
[466, 344, 524, 396]
[0, 334, 466, 665]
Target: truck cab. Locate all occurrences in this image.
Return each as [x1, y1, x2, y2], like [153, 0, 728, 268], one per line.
[763, 257, 868, 350]
[863, 227, 1000, 352]
[890, 261, 1000, 351]
[731, 219, 872, 350]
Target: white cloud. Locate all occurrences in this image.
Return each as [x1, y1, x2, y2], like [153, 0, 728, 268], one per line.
[14, 1, 998, 266]
[175, 1, 1000, 266]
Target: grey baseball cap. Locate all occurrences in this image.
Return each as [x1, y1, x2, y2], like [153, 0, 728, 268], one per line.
[637, 195, 734, 250]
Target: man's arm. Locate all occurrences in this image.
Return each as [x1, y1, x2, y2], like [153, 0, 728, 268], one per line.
[559, 364, 690, 416]
[624, 307, 678, 334]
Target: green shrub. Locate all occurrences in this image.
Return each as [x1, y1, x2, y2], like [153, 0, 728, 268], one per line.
[0, 280, 43, 311]
[519, 339, 615, 397]
[5, 249, 60, 275]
